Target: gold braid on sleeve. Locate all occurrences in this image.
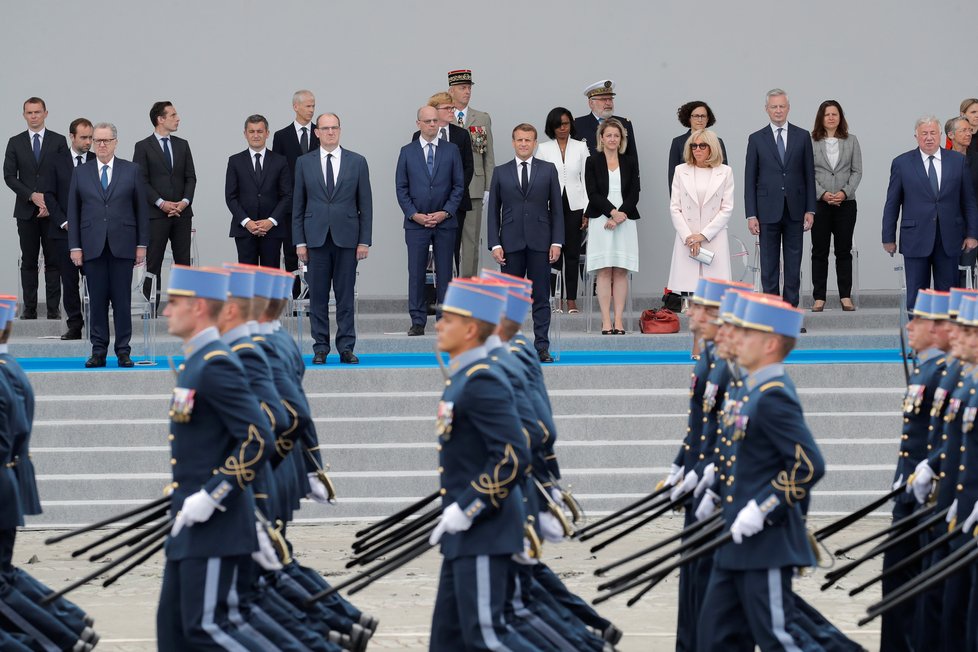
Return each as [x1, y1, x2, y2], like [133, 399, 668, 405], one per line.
[770, 444, 816, 507]
[275, 400, 299, 458]
[220, 424, 266, 490]
[470, 444, 520, 509]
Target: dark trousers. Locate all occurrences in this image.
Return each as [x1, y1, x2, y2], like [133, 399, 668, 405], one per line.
[697, 566, 822, 652]
[904, 221, 957, 312]
[531, 563, 609, 632]
[282, 217, 301, 298]
[551, 192, 583, 301]
[430, 554, 537, 652]
[308, 232, 357, 355]
[16, 218, 60, 315]
[83, 250, 133, 356]
[0, 582, 81, 651]
[759, 202, 804, 307]
[810, 199, 857, 300]
[144, 215, 192, 304]
[880, 499, 919, 652]
[157, 555, 250, 652]
[677, 508, 713, 652]
[405, 227, 455, 326]
[235, 235, 282, 268]
[51, 236, 83, 330]
[501, 249, 551, 352]
[452, 209, 468, 273]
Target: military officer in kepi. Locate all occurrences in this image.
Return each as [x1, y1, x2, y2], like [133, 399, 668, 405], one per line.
[427, 279, 537, 652]
[697, 293, 855, 650]
[157, 265, 272, 650]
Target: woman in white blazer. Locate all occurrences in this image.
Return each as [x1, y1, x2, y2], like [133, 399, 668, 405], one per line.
[536, 107, 590, 312]
[667, 129, 733, 295]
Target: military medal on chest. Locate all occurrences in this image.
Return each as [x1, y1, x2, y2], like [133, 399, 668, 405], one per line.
[169, 387, 196, 423]
[435, 400, 454, 439]
[703, 381, 719, 413]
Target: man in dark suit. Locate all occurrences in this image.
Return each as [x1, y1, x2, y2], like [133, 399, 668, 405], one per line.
[132, 101, 196, 307]
[67, 123, 150, 368]
[412, 92, 474, 273]
[272, 90, 318, 296]
[573, 80, 638, 166]
[883, 115, 978, 310]
[487, 123, 564, 362]
[44, 118, 95, 340]
[396, 106, 464, 336]
[225, 114, 292, 268]
[946, 115, 978, 286]
[293, 112, 373, 365]
[744, 88, 816, 308]
[3, 97, 67, 319]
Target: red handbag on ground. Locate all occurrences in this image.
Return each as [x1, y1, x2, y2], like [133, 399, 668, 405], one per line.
[639, 308, 680, 334]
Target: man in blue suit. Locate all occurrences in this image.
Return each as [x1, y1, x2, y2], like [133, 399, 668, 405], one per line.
[293, 113, 372, 365]
[882, 115, 978, 311]
[67, 123, 149, 368]
[225, 114, 292, 268]
[744, 89, 816, 309]
[487, 123, 564, 362]
[395, 105, 464, 336]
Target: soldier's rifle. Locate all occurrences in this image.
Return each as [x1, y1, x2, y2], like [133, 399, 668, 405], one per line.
[588, 490, 694, 553]
[811, 485, 905, 542]
[594, 511, 722, 577]
[43, 495, 170, 546]
[848, 522, 965, 596]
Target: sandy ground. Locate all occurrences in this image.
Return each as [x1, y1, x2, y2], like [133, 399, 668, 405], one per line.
[13, 514, 892, 651]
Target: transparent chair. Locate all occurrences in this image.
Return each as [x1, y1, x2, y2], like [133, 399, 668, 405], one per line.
[548, 269, 562, 361]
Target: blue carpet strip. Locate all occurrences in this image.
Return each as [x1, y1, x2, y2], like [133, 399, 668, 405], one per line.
[17, 349, 903, 372]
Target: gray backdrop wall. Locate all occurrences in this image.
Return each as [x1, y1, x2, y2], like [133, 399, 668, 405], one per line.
[1, 0, 973, 299]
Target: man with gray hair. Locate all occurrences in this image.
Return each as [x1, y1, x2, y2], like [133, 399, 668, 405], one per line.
[67, 122, 150, 368]
[744, 88, 816, 310]
[947, 115, 978, 284]
[883, 115, 978, 310]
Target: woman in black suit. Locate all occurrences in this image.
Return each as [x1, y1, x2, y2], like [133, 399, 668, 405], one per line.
[667, 101, 727, 192]
[584, 119, 641, 334]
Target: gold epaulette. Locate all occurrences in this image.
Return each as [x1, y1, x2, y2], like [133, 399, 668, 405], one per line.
[759, 381, 785, 393]
[466, 363, 491, 377]
[232, 343, 256, 352]
[204, 350, 230, 361]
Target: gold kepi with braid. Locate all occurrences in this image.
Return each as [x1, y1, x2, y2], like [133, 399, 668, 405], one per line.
[448, 69, 474, 86]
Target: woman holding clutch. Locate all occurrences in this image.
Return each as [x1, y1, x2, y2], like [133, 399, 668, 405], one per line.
[667, 129, 733, 292]
[584, 118, 641, 334]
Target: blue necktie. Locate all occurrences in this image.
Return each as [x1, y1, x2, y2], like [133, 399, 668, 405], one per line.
[100, 165, 108, 190]
[75, 155, 83, 167]
[457, 111, 464, 127]
[928, 155, 939, 196]
[776, 128, 786, 165]
[426, 143, 434, 176]
[161, 137, 173, 172]
[326, 153, 335, 198]
[32, 134, 41, 162]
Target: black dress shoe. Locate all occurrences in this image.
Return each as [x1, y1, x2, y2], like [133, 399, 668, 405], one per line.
[602, 624, 623, 645]
[407, 324, 425, 336]
[800, 327, 807, 334]
[47, 312, 61, 320]
[117, 353, 134, 368]
[538, 349, 554, 363]
[312, 351, 327, 365]
[20, 309, 37, 320]
[340, 351, 359, 364]
[84, 355, 106, 368]
[61, 328, 82, 340]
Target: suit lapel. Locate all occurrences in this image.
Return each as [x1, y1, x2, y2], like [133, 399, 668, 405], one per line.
[525, 158, 541, 196]
[704, 166, 725, 200]
[913, 150, 936, 199]
[149, 135, 170, 172]
[332, 153, 350, 197]
[764, 127, 783, 168]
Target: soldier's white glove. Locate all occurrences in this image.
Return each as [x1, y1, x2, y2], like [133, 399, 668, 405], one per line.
[306, 473, 331, 504]
[538, 512, 565, 543]
[730, 499, 765, 544]
[428, 503, 473, 545]
[657, 464, 683, 491]
[512, 538, 539, 565]
[171, 490, 222, 537]
[947, 498, 959, 525]
[252, 523, 283, 571]
[695, 490, 720, 522]
[892, 473, 904, 492]
[695, 464, 716, 498]
[909, 461, 935, 504]
[550, 487, 563, 505]
[671, 469, 698, 502]
[962, 501, 978, 535]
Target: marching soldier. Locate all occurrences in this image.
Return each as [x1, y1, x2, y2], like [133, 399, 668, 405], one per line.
[880, 289, 949, 650]
[157, 265, 271, 650]
[427, 279, 537, 651]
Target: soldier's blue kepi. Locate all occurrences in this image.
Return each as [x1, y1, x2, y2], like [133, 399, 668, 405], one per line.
[959, 295, 978, 326]
[913, 289, 950, 320]
[739, 294, 804, 338]
[277, 272, 293, 300]
[948, 287, 978, 317]
[693, 278, 753, 307]
[248, 266, 278, 299]
[441, 280, 507, 325]
[718, 288, 750, 324]
[0, 300, 13, 327]
[167, 265, 229, 301]
[223, 265, 255, 299]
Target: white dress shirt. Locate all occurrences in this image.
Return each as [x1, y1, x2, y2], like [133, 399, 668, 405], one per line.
[514, 156, 532, 183]
[321, 146, 342, 186]
[28, 128, 46, 147]
[241, 147, 276, 227]
[769, 122, 789, 150]
[152, 132, 190, 207]
[71, 158, 114, 252]
[920, 148, 942, 190]
[294, 120, 313, 142]
[454, 108, 467, 126]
